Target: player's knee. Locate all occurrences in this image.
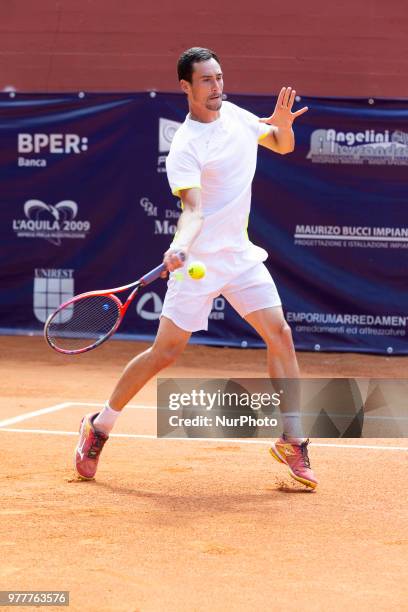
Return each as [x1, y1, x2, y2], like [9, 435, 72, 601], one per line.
[281, 323, 295, 353]
[151, 343, 184, 368]
[265, 321, 293, 353]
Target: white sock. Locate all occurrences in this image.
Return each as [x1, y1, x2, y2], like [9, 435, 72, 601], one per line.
[281, 412, 305, 442]
[93, 402, 121, 434]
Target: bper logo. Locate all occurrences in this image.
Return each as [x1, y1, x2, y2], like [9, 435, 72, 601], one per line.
[12, 199, 91, 246]
[18, 133, 88, 154]
[17, 133, 89, 168]
[136, 292, 163, 320]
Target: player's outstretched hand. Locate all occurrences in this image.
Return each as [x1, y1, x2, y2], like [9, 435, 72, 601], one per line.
[259, 87, 308, 130]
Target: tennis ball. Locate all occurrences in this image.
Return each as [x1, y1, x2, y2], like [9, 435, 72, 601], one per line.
[173, 271, 184, 281]
[188, 261, 206, 280]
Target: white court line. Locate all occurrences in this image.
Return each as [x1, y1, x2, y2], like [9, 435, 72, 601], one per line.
[1, 403, 406, 452]
[0, 428, 154, 439]
[0, 402, 156, 429]
[309, 442, 407, 451]
[65, 402, 156, 410]
[0, 427, 406, 451]
[0, 402, 73, 428]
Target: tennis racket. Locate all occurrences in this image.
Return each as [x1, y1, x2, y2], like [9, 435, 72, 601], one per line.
[44, 254, 184, 355]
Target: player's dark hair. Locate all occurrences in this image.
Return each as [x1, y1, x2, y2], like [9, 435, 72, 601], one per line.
[177, 47, 220, 83]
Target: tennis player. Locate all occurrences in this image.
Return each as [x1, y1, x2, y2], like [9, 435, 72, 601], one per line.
[75, 47, 318, 489]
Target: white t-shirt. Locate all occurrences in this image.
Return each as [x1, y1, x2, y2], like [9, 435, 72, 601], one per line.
[165, 100, 272, 290]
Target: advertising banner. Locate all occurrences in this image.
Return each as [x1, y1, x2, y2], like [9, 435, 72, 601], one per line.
[1, 92, 407, 353]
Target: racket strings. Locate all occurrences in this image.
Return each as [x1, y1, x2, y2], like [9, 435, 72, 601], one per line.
[46, 295, 121, 351]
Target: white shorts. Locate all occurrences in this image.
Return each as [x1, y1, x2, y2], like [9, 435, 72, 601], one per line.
[161, 263, 282, 332]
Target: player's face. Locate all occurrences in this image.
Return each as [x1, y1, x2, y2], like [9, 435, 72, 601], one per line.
[185, 58, 224, 113]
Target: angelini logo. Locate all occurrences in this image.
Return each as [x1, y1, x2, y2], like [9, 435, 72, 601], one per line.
[307, 128, 408, 166]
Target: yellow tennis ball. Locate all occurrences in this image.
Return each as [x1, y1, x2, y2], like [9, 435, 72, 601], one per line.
[188, 261, 206, 280]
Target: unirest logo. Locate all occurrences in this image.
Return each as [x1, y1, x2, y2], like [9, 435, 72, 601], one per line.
[33, 268, 74, 323]
[12, 199, 91, 246]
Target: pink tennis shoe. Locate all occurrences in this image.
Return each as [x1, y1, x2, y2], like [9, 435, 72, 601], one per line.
[74, 412, 109, 480]
[269, 435, 318, 489]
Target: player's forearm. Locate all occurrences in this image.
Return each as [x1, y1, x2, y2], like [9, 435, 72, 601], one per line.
[274, 126, 295, 154]
[172, 207, 204, 253]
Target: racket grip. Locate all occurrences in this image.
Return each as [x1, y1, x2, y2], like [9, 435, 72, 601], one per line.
[140, 252, 185, 286]
[140, 263, 166, 286]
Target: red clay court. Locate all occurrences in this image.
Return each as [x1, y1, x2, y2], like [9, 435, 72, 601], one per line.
[0, 336, 407, 610]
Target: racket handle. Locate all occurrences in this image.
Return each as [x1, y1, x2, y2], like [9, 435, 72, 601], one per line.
[140, 252, 186, 286]
[139, 263, 166, 286]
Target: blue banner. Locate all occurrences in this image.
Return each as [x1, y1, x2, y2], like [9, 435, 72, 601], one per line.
[1, 92, 407, 353]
